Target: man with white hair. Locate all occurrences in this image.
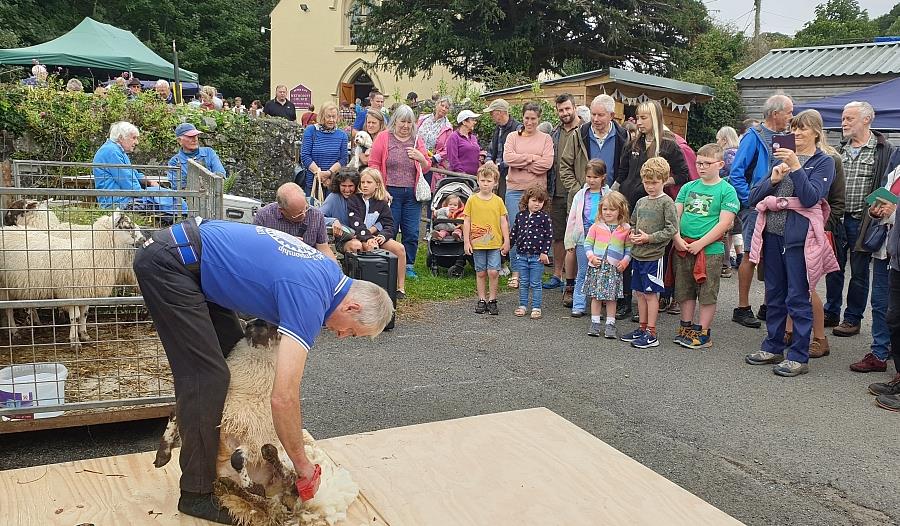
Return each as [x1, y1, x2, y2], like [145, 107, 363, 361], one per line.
[134, 219, 393, 523]
[92, 121, 159, 209]
[730, 93, 793, 329]
[254, 182, 336, 260]
[830, 101, 895, 348]
[558, 93, 628, 314]
[155, 79, 174, 104]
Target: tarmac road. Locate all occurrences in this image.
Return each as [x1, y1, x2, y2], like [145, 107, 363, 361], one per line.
[1, 275, 897, 526]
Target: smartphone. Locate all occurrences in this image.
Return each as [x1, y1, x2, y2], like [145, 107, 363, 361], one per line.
[772, 133, 795, 153]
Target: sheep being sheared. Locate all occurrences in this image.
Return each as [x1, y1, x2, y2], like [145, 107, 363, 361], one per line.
[153, 319, 358, 526]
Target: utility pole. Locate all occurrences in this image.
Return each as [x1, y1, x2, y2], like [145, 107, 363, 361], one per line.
[754, 0, 762, 57]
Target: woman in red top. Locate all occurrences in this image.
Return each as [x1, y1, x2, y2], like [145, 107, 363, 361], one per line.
[301, 104, 318, 127]
[368, 104, 432, 278]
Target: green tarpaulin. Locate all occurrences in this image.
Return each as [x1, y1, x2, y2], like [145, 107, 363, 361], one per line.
[0, 17, 198, 82]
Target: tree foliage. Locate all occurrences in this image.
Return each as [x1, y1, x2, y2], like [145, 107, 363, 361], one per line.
[873, 2, 900, 34]
[791, 0, 878, 46]
[671, 25, 751, 147]
[352, 0, 710, 79]
[0, 0, 278, 101]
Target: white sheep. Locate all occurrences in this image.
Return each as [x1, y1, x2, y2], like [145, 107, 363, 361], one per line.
[0, 211, 145, 346]
[153, 319, 358, 526]
[3, 199, 97, 237]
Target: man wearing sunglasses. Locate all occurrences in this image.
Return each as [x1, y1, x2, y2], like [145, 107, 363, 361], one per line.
[254, 182, 336, 260]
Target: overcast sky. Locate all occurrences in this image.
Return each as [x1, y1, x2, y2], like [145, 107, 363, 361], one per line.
[706, 0, 896, 36]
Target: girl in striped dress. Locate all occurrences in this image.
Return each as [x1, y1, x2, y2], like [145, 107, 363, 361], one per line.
[583, 191, 632, 338]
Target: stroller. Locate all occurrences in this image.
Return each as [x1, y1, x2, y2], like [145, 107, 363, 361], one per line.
[423, 174, 478, 278]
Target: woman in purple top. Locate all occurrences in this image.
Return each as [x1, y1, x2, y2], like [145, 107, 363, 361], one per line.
[446, 109, 482, 176]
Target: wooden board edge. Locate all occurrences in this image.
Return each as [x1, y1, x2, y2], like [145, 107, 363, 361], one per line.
[0, 404, 173, 434]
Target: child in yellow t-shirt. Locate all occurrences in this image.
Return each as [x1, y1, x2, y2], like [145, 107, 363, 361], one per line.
[464, 162, 510, 315]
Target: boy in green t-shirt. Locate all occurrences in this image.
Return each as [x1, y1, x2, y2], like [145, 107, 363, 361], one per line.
[464, 162, 511, 315]
[673, 143, 740, 349]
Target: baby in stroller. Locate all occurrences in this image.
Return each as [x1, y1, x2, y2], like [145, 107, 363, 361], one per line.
[432, 194, 465, 241]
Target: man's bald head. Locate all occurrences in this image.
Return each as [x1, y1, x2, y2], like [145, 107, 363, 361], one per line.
[276, 183, 309, 223]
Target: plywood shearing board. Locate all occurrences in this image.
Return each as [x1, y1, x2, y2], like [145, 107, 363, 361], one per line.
[1, 408, 744, 525]
[0, 447, 384, 525]
[319, 407, 745, 526]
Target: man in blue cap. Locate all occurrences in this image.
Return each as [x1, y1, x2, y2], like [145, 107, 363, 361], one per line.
[167, 123, 227, 190]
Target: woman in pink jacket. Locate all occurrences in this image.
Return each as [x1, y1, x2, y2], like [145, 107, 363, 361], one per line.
[502, 102, 554, 288]
[369, 104, 432, 277]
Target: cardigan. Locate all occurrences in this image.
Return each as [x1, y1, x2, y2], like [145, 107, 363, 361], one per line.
[584, 222, 632, 267]
[346, 193, 394, 241]
[368, 132, 432, 187]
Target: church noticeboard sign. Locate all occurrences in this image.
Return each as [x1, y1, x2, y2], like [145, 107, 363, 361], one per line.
[290, 84, 312, 109]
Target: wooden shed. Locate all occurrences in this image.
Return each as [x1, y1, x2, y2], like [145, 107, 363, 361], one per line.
[735, 41, 900, 121]
[482, 67, 714, 137]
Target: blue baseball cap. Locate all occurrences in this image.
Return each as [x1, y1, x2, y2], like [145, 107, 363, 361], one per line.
[175, 123, 201, 137]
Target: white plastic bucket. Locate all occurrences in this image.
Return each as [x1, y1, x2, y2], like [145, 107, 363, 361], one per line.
[0, 363, 68, 420]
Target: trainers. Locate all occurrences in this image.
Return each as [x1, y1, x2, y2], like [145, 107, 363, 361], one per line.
[395, 290, 406, 301]
[673, 324, 690, 344]
[604, 323, 617, 339]
[658, 297, 670, 312]
[487, 299, 499, 315]
[587, 322, 601, 337]
[851, 352, 888, 373]
[475, 299, 487, 314]
[875, 393, 900, 412]
[721, 266, 733, 278]
[632, 332, 660, 349]
[773, 359, 809, 377]
[615, 303, 633, 320]
[733, 307, 761, 328]
[542, 275, 564, 289]
[745, 350, 784, 365]
[570, 310, 585, 318]
[631, 313, 641, 323]
[756, 304, 767, 321]
[620, 328, 644, 343]
[178, 491, 234, 525]
[666, 300, 681, 315]
[406, 265, 418, 279]
[833, 321, 861, 337]
[868, 373, 900, 396]
[682, 328, 712, 349]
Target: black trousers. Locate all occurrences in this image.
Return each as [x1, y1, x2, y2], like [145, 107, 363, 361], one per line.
[886, 269, 900, 374]
[134, 233, 243, 493]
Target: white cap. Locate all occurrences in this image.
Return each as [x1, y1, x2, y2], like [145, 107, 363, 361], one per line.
[456, 109, 481, 124]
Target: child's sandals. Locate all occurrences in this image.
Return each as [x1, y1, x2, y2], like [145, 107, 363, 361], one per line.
[514, 306, 527, 317]
[530, 309, 542, 319]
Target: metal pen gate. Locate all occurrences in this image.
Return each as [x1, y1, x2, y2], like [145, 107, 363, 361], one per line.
[0, 159, 222, 431]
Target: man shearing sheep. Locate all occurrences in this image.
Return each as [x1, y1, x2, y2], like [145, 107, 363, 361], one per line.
[133, 219, 393, 524]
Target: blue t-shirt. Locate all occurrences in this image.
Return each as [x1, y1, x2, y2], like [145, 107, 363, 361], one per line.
[198, 221, 351, 352]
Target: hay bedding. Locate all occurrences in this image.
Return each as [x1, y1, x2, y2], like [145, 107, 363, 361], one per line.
[1, 309, 173, 405]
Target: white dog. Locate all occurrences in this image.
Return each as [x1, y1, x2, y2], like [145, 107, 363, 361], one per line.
[348, 131, 373, 170]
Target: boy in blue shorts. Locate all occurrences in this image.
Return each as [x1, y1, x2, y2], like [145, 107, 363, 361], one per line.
[464, 162, 511, 315]
[620, 157, 677, 348]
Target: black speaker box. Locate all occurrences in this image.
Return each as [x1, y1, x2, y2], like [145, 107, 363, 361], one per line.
[343, 249, 397, 330]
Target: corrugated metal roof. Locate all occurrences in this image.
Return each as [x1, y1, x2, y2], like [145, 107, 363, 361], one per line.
[482, 67, 714, 98]
[734, 41, 900, 81]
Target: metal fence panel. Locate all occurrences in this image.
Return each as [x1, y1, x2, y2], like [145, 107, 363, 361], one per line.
[1, 159, 221, 421]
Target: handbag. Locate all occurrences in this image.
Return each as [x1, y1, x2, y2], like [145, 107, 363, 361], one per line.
[310, 173, 325, 207]
[415, 161, 432, 202]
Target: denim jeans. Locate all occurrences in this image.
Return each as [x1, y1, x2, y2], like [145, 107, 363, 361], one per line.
[824, 220, 847, 318]
[826, 214, 871, 324]
[572, 244, 588, 313]
[517, 254, 544, 308]
[870, 257, 890, 360]
[504, 189, 524, 270]
[387, 186, 422, 264]
[886, 269, 900, 373]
